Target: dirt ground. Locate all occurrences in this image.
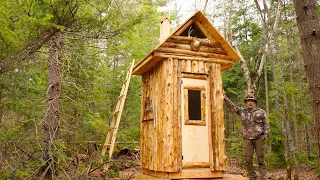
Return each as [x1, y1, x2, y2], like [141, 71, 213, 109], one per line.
[109, 149, 317, 180]
[226, 158, 318, 180]
[118, 165, 317, 180]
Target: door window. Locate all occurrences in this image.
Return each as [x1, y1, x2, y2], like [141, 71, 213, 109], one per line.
[183, 85, 206, 126]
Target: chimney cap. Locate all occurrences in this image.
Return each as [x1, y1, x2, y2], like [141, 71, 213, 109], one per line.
[160, 17, 172, 24]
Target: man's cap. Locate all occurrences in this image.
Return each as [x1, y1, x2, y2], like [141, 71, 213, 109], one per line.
[244, 94, 257, 103]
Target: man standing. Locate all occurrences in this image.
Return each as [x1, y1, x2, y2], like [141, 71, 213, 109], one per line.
[224, 94, 270, 180]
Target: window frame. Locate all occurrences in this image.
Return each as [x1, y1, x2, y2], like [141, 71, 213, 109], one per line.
[183, 85, 207, 126]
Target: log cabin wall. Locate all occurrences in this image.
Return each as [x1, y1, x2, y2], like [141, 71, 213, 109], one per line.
[180, 60, 213, 74]
[140, 57, 227, 173]
[154, 34, 228, 171]
[156, 33, 228, 171]
[208, 64, 227, 171]
[140, 58, 182, 172]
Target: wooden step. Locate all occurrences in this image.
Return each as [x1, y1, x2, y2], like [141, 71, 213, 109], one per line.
[118, 94, 124, 99]
[108, 127, 117, 131]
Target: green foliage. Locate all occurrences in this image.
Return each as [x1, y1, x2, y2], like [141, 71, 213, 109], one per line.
[14, 170, 31, 178]
[108, 167, 120, 178]
[265, 150, 286, 169]
[0, 0, 317, 177]
[52, 139, 72, 164]
[0, 170, 10, 179]
[223, 63, 246, 99]
[264, 113, 286, 168]
[225, 136, 244, 160]
[265, 142, 286, 169]
[296, 111, 312, 126]
[296, 152, 318, 168]
[232, 0, 262, 44]
[0, 1, 25, 56]
[102, 155, 109, 162]
[0, 0, 164, 177]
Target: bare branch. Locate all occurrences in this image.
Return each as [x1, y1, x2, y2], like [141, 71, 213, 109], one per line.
[257, 43, 268, 76]
[254, 0, 266, 24]
[234, 47, 253, 95]
[203, 0, 209, 13]
[227, 0, 234, 42]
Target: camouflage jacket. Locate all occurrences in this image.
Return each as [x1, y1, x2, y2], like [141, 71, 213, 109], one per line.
[224, 96, 270, 140]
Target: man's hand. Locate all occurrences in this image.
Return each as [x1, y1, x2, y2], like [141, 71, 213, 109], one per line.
[222, 89, 226, 97]
[222, 89, 228, 101]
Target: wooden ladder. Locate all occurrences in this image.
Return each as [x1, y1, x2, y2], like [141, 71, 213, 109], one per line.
[100, 60, 134, 171]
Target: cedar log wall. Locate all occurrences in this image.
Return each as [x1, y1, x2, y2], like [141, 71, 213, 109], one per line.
[140, 58, 182, 172]
[140, 57, 226, 172]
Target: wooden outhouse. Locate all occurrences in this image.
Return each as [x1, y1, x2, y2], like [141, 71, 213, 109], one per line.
[132, 11, 241, 179]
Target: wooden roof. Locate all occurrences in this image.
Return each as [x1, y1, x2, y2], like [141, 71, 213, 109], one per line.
[133, 11, 241, 75]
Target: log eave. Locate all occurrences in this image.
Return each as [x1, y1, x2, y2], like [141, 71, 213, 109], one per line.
[132, 53, 165, 76]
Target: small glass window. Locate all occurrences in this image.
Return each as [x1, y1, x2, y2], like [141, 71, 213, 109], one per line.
[188, 90, 201, 120]
[183, 87, 206, 126]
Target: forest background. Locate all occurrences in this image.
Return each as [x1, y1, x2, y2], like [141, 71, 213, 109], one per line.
[0, 0, 319, 179]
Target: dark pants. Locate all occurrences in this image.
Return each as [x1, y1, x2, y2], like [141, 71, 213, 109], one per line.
[244, 137, 266, 180]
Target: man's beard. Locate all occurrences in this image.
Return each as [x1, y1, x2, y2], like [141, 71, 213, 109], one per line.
[248, 104, 255, 109]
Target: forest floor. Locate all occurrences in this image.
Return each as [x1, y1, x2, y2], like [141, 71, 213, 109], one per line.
[226, 158, 318, 180]
[102, 149, 318, 180]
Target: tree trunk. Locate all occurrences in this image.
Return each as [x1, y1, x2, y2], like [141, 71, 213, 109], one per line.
[271, 50, 290, 178]
[224, 107, 229, 138]
[265, 0, 296, 177]
[290, 62, 300, 180]
[0, 88, 3, 123]
[294, 0, 320, 170]
[223, 1, 227, 38]
[42, 32, 64, 178]
[264, 63, 269, 115]
[66, 105, 78, 154]
[305, 122, 311, 160]
[278, 52, 294, 179]
[227, 0, 233, 43]
[290, 64, 298, 149]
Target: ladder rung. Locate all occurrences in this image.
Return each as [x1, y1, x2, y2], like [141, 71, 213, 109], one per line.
[118, 95, 124, 99]
[127, 64, 132, 70]
[123, 79, 128, 84]
[108, 127, 116, 131]
[103, 144, 111, 147]
[114, 110, 119, 114]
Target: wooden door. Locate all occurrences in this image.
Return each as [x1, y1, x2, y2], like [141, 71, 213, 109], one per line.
[181, 77, 209, 168]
